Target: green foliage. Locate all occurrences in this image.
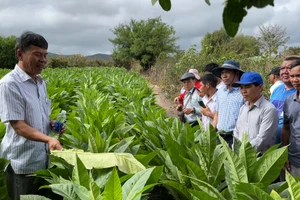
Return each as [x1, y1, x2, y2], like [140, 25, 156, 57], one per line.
[46, 55, 115, 68]
[109, 17, 179, 71]
[153, 0, 274, 37]
[0, 158, 9, 200]
[0, 35, 17, 69]
[201, 28, 260, 60]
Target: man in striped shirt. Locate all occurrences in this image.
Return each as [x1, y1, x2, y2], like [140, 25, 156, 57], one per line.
[0, 31, 63, 199]
[212, 60, 244, 147]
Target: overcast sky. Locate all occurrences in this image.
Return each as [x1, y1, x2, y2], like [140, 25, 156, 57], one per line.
[1, 0, 299, 56]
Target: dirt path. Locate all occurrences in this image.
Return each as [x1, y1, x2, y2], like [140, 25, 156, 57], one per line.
[151, 85, 177, 118]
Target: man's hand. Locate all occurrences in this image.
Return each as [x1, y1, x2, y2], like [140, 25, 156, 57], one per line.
[201, 106, 211, 116]
[48, 137, 64, 151]
[176, 104, 183, 111]
[184, 107, 193, 115]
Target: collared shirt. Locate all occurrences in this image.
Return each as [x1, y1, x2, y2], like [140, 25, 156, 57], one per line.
[202, 93, 217, 131]
[216, 86, 244, 132]
[0, 65, 51, 174]
[234, 95, 278, 153]
[216, 81, 225, 90]
[270, 80, 283, 95]
[283, 92, 300, 167]
[183, 87, 202, 123]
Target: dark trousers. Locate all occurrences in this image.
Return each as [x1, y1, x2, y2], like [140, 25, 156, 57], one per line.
[218, 132, 233, 147]
[5, 164, 40, 200]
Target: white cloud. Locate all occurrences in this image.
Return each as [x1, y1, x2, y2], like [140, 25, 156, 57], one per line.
[0, 0, 298, 55]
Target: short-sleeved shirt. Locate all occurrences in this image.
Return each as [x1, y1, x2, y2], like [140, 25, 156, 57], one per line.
[216, 86, 244, 132]
[234, 95, 278, 153]
[0, 65, 51, 174]
[283, 92, 300, 168]
[202, 93, 217, 131]
[270, 84, 296, 121]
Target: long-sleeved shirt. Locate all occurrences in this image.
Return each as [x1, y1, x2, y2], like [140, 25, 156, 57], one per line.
[234, 95, 278, 153]
[183, 87, 202, 123]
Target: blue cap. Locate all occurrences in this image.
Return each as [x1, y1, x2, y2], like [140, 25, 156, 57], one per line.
[232, 72, 263, 87]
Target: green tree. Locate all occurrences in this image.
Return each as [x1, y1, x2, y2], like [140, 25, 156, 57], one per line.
[257, 24, 290, 57]
[200, 28, 260, 59]
[0, 35, 17, 69]
[109, 17, 179, 71]
[282, 46, 300, 56]
[152, 0, 275, 37]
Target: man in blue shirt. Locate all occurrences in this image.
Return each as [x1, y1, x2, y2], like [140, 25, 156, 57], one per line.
[281, 58, 300, 178]
[212, 60, 244, 146]
[270, 56, 298, 144]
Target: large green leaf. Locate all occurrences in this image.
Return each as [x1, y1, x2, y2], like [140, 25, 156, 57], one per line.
[183, 157, 208, 182]
[20, 195, 51, 200]
[74, 183, 91, 200]
[250, 146, 288, 185]
[43, 183, 79, 200]
[190, 178, 226, 200]
[189, 189, 218, 200]
[219, 136, 248, 183]
[72, 154, 91, 189]
[122, 167, 154, 200]
[103, 168, 122, 200]
[161, 180, 192, 199]
[158, 0, 171, 11]
[239, 134, 257, 176]
[51, 149, 145, 174]
[222, 6, 239, 37]
[270, 190, 283, 200]
[235, 182, 274, 200]
[286, 171, 300, 200]
[252, 0, 274, 8]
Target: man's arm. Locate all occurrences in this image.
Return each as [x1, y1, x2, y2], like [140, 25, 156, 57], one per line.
[281, 123, 290, 147]
[10, 120, 63, 151]
[212, 111, 218, 129]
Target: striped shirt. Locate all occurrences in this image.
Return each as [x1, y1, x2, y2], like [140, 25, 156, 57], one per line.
[0, 65, 51, 174]
[216, 86, 244, 133]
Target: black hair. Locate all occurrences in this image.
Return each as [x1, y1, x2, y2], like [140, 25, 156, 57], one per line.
[284, 56, 300, 61]
[290, 59, 300, 69]
[200, 73, 218, 88]
[203, 62, 219, 73]
[253, 83, 260, 87]
[15, 31, 48, 59]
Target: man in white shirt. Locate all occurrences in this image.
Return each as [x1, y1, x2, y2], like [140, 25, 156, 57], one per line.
[233, 72, 278, 153]
[198, 74, 218, 131]
[268, 67, 283, 95]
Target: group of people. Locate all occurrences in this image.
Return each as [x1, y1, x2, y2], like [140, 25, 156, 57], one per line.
[175, 57, 300, 179]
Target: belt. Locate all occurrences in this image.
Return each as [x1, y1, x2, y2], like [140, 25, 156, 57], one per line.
[218, 131, 233, 138]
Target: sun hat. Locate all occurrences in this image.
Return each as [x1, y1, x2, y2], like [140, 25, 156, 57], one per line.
[232, 71, 263, 87]
[212, 60, 244, 78]
[180, 72, 195, 81]
[188, 69, 200, 80]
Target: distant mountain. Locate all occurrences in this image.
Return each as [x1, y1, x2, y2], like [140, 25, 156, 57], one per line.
[86, 53, 112, 60]
[47, 52, 112, 60]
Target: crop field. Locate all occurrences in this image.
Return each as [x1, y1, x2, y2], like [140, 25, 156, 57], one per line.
[0, 67, 298, 200]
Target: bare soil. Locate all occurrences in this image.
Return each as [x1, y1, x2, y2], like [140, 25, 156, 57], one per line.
[151, 84, 177, 118]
